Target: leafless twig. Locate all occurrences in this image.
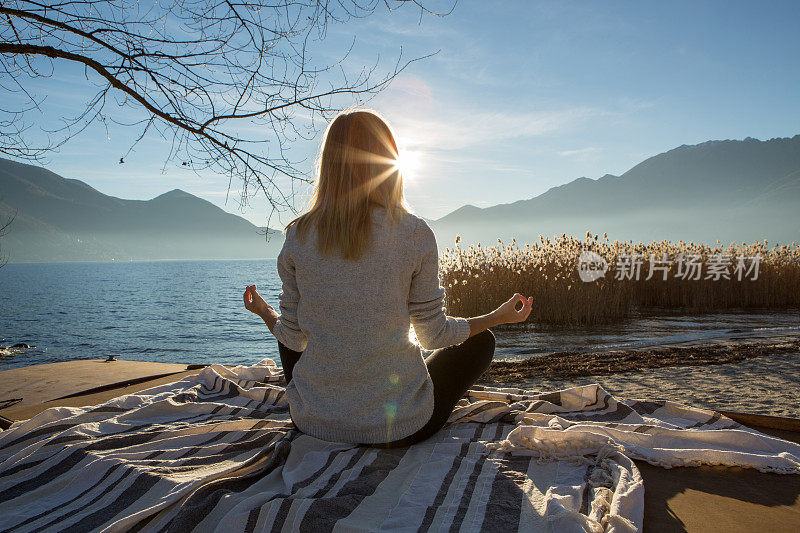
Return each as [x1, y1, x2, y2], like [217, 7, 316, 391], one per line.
[0, 0, 454, 217]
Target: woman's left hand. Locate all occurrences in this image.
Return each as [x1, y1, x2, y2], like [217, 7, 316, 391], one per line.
[243, 284, 272, 318]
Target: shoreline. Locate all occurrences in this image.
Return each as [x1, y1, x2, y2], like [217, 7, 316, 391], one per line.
[482, 332, 800, 382]
[4, 332, 799, 419]
[481, 332, 800, 418]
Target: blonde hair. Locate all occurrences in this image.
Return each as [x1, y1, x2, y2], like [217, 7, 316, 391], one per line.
[288, 110, 408, 260]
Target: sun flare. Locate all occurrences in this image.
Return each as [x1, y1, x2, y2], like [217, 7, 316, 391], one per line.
[394, 147, 422, 180]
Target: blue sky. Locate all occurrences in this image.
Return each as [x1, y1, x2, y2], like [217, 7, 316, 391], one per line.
[10, 0, 800, 226]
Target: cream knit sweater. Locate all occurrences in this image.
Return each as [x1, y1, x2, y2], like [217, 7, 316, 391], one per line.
[272, 205, 471, 444]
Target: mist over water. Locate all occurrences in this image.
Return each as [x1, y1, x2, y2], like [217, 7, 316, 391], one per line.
[1, 260, 798, 371]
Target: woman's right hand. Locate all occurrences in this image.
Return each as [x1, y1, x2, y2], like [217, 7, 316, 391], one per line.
[491, 293, 534, 325]
[465, 292, 533, 337]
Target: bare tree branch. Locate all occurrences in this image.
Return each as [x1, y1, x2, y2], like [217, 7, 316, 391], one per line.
[0, 0, 454, 217]
[0, 208, 15, 269]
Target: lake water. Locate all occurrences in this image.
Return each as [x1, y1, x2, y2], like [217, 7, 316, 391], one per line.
[1, 260, 799, 371]
[1, 260, 283, 370]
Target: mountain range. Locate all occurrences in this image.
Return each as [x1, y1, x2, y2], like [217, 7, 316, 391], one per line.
[0, 158, 283, 262]
[432, 135, 800, 247]
[1, 134, 798, 262]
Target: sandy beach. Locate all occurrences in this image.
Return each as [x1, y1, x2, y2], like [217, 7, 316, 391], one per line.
[3, 331, 798, 420]
[480, 332, 800, 418]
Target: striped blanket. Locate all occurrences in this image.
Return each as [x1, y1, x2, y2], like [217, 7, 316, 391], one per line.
[1, 359, 798, 533]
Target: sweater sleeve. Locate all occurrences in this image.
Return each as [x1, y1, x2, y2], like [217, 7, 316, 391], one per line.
[272, 238, 308, 352]
[408, 219, 471, 350]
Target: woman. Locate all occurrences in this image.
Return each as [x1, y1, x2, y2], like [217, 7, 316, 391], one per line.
[243, 110, 533, 448]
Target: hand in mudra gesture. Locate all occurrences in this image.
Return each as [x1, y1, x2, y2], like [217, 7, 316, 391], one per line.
[243, 284, 271, 316]
[244, 284, 279, 332]
[492, 293, 534, 324]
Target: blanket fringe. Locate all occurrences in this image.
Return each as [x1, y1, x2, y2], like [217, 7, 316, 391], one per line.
[547, 509, 637, 533]
[487, 429, 800, 475]
[493, 439, 637, 532]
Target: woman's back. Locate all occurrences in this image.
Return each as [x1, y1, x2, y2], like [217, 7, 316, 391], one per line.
[273, 204, 470, 444]
[243, 109, 528, 448]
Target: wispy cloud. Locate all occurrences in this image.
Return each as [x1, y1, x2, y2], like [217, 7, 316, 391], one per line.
[557, 146, 600, 157]
[384, 103, 609, 152]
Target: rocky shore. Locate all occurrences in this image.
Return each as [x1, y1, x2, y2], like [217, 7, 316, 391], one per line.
[480, 333, 800, 418]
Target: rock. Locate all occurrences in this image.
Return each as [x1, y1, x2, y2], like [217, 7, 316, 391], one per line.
[10, 343, 34, 349]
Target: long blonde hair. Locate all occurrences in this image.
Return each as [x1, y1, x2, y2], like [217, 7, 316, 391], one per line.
[288, 110, 408, 260]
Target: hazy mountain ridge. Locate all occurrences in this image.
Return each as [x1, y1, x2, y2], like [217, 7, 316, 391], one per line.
[0, 158, 284, 262]
[431, 135, 800, 246]
[2, 134, 799, 262]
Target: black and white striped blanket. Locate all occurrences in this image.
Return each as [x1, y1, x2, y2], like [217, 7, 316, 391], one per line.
[1, 359, 798, 532]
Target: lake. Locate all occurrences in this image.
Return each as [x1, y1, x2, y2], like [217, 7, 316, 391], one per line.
[1, 260, 799, 371]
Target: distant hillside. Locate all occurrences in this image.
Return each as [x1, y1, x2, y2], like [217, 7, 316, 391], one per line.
[3, 135, 798, 261]
[431, 135, 800, 247]
[0, 158, 284, 262]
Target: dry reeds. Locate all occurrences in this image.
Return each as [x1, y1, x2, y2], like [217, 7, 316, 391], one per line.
[440, 233, 800, 326]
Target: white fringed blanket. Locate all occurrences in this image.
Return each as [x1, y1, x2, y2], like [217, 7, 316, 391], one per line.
[1, 359, 798, 532]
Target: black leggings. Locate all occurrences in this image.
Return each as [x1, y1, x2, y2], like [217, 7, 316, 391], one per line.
[277, 329, 496, 449]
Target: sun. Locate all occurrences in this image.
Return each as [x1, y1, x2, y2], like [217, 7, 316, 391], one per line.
[394, 146, 422, 181]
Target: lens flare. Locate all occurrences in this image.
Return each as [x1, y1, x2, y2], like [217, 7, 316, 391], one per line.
[394, 147, 421, 180]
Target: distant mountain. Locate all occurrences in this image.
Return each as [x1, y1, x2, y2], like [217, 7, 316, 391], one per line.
[4, 134, 798, 262]
[431, 135, 800, 247]
[0, 158, 284, 262]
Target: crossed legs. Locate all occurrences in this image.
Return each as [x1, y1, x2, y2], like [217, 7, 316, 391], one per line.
[276, 329, 496, 448]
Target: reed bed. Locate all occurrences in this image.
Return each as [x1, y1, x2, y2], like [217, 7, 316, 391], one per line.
[439, 233, 800, 326]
